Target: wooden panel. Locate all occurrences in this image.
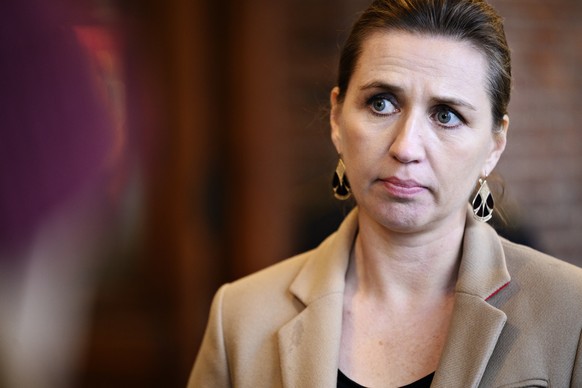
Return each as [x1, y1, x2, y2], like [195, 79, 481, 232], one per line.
[226, 0, 294, 278]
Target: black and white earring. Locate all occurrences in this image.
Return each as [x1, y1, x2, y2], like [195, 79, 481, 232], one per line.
[332, 158, 351, 200]
[472, 178, 494, 222]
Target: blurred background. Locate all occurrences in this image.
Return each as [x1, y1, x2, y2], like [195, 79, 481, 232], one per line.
[0, 0, 581, 387]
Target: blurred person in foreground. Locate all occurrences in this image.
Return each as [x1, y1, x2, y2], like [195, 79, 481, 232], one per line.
[0, 1, 124, 387]
[189, 0, 582, 386]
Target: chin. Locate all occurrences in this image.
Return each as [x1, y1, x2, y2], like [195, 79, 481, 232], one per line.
[367, 202, 431, 233]
[382, 217, 427, 234]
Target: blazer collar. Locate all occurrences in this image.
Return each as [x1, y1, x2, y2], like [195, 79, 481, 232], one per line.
[455, 207, 511, 300]
[278, 209, 358, 387]
[433, 208, 512, 387]
[278, 207, 512, 387]
[285, 207, 511, 303]
[288, 209, 358, 305]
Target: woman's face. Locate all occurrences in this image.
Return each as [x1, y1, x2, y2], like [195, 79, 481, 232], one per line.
[330, 31, 508, 234]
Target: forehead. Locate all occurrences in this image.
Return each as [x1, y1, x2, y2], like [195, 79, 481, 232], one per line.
[353, 31, 489, 100]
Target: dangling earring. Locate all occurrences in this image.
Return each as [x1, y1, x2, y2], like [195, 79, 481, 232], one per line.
[332, 158, 351, 200]
[472, 178, 494, 222]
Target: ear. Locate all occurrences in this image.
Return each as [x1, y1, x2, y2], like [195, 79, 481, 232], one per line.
[482, 114, 509, 176]
[330, 86, 343, 154]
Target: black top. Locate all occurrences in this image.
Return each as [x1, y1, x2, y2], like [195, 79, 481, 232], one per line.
[337, 369, 435, 388]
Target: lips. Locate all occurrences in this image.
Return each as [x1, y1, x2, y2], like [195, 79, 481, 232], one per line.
[381, 177, 426, 197]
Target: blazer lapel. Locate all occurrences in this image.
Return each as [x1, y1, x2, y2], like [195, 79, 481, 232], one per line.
[278, 293, 345, 387]
[432, 294, 507, 387]
[433, 209, 511, 388]
[278, 209, 358, 388]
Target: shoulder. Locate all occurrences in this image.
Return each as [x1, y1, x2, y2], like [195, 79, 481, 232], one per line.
[500, 237, 582, 311]
[199, 251, 314, 366]
[190, 250, 319, 387]
[218, 210, 358, 316]
[502, 238, 582, 287]
[221, 250, 312, 309]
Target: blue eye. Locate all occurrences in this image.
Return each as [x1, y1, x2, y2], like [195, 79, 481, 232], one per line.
[434, 107, 463, 127]
[369, 96, 398, 115]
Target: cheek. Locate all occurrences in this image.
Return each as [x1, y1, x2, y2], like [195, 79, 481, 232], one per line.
[341, 128, 387, 173]
[445, 145, 491, 195]
[340, 116, 387, 155]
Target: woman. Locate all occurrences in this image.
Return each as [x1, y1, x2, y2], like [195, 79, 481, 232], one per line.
[189, 0, 582, 387]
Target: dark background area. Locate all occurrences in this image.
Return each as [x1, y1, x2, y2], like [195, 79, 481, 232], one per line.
[1, 0, 581, 387]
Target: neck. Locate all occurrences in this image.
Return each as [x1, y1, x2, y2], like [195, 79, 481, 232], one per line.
[346, 210, 466, 305]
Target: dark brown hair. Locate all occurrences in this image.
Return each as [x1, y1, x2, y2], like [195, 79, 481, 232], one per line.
[337, 0, 511, 127]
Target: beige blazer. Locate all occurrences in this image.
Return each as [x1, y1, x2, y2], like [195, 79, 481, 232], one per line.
[188, 209, 582, 387]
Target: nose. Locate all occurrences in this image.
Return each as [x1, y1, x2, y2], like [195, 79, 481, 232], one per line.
[388, 111, 426, 164]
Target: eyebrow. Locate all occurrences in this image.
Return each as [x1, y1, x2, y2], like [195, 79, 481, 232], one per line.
[359, 81, 477, 111]
[360, 81, 403, 94]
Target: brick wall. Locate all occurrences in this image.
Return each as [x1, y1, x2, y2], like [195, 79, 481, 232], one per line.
[491, 0, 582, 265]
